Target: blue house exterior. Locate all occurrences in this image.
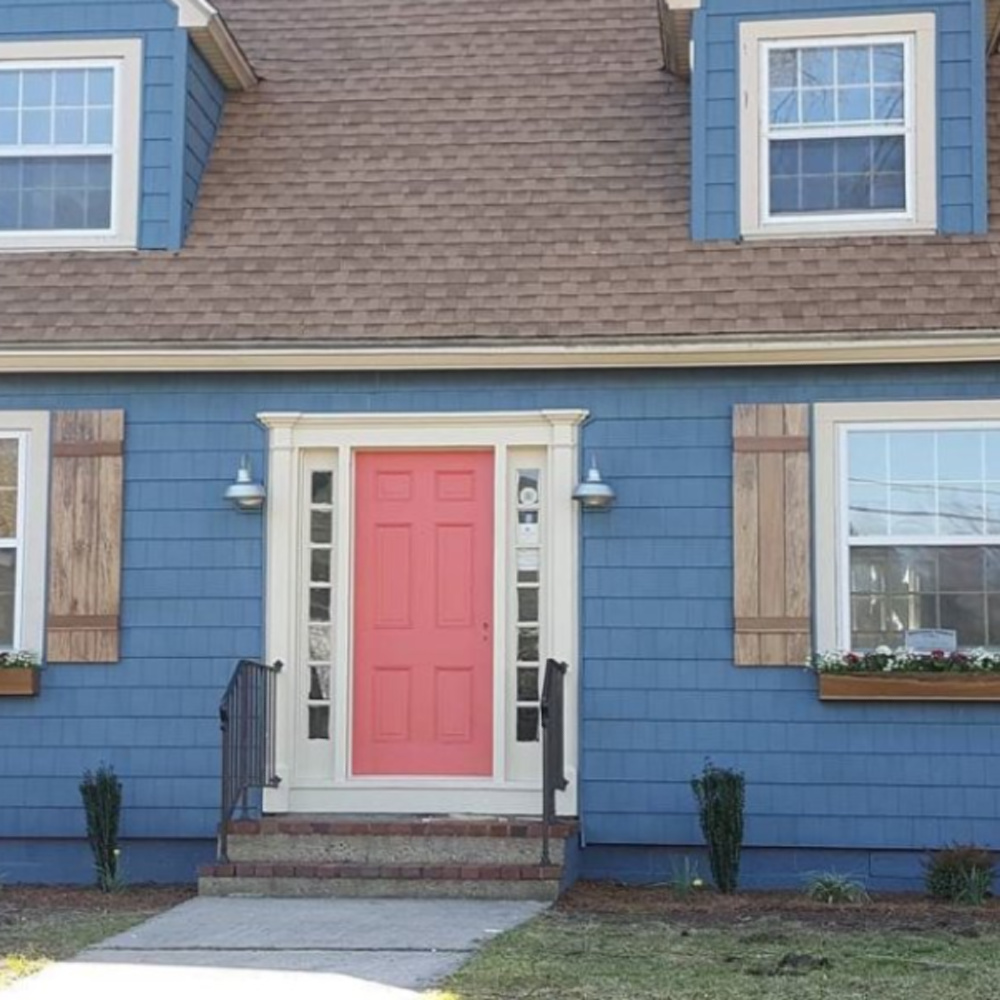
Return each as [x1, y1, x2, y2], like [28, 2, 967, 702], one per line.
[2, 0, 1000, 893]
[0, 365, 998, 890]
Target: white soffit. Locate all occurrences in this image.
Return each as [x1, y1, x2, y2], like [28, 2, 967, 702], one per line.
[169, 0, 257, 91]
[658, 0, 701, 78]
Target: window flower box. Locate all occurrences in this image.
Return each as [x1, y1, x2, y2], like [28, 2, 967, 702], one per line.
[818, 672, 1000, 702]
[812, 649, 1000, 703]
[0, 651, 40, 697]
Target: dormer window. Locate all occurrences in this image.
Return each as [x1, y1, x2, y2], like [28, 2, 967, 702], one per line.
[0, 40, 141, 251]
[739, 15, 937, 239]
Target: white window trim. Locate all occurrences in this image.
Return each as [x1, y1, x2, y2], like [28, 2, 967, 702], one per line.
[258, 410, 584, 817]
[0, 39, 142, 253]
[0, 412, 49, 656]
[739, 14, 937, 240]
[815, 401, 1000, 652]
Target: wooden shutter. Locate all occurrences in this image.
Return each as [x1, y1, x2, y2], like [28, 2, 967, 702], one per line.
[732, 404, 811, 666]
[46, 411, 124, 663]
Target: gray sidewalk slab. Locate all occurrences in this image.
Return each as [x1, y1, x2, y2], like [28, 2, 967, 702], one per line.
[95, 897, 543, 952]
[3, 897, 545, 999]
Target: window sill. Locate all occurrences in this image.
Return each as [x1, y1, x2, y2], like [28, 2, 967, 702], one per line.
[741, 222, 937, 242]
[0, 667, 40, 697]
[817, 672, 1000, 702]
[0, 235, 137, 254]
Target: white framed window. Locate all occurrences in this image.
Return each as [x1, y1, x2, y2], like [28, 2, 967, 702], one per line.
[739, 15, 936, 239]
[815, 402, 1000, 653]
[0, 413, 49, 655]
[0, 39, 141, 251]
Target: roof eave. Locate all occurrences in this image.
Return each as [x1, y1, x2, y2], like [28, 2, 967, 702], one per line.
[1, 329, 1000, 373]
[657, 0, 700, 79]
[990, 0, 1000, 54]
[171, 0, 257, 91]
[666, 1, 1000, 78]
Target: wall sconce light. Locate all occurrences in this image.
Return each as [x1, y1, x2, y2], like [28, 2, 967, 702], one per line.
[225, 455, 266, 511]
[572, 457, 616, 510]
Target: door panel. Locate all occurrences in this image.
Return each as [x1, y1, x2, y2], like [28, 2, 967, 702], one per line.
[353, 450, 494, 776]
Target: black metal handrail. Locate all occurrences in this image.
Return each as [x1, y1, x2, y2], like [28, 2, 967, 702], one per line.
[540, 658, 569, 865]
[218, 658, 283, 862]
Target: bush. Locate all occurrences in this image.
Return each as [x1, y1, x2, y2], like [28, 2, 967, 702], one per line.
[691, 761, 745, 894]
[804, 871, 870, 904]
[80, 765, 123, 893]
[925, 845, 996, 904]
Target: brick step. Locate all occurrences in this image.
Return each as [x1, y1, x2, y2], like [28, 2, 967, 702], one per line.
[227, 816, 576, 867]
[199, 861, 563, 901]
[230, 817, 577, 838]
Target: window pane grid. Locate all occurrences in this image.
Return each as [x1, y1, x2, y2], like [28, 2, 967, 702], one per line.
[850, 545, 1000, 649]
[848, 428, 1000, 539]
[306, 470, 334, 741]
[845, 426, 1000, 651]
[0, 67, 114, 149]
[513, 468, 542, 744]
[0, 156, 112, 231]
[765, 38, 909, 218]
[0, 65, 114, 232]
[769, 44, 905, 129]
[770, 137, 905, 215]
[0, 547, 15, 649]
[0, 437, 19, 649]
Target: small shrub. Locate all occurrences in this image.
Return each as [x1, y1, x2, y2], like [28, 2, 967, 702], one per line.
[804, 871, 870, 904]
[957, 867, 994, 906]
[669, 856, 705, 898]
[925, 844, 996, 904]
[691, 761, 745, 894]
[80, 765, 123, 893]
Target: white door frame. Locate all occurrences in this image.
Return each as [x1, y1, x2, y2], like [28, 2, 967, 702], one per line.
[259, 410, 585, 816]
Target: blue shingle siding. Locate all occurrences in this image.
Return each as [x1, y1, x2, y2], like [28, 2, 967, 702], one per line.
[1, 366, 1000, 883]
[182, 41, 225, 239]
[691, 0, 988, 240]
[0, 0, 212, 250]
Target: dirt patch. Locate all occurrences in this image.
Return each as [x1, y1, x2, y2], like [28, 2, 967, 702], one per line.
[0, 885, 194, 920]
[558, 881, 1000, 932]
[0, 885, 196, 990]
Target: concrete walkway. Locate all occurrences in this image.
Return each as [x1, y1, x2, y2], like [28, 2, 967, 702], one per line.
[4, 897, 545, 998]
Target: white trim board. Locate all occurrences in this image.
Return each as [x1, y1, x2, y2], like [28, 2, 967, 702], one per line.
[261, 410, 585, 818]
[8, 332, 1000, 372]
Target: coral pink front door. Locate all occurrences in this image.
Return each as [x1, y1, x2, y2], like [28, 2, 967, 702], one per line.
[352, 451, 495, 776]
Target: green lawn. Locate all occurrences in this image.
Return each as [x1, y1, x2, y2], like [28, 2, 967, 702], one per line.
[437, 910, 1000, 1000]
[0, 887, 192, 991]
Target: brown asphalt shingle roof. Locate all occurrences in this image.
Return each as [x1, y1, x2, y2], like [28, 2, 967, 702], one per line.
[1, 0, 1000, 352]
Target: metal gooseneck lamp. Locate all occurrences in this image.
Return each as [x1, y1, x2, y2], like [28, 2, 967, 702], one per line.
[225, 455, 267, 511]
[572, 456, 616, 510]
